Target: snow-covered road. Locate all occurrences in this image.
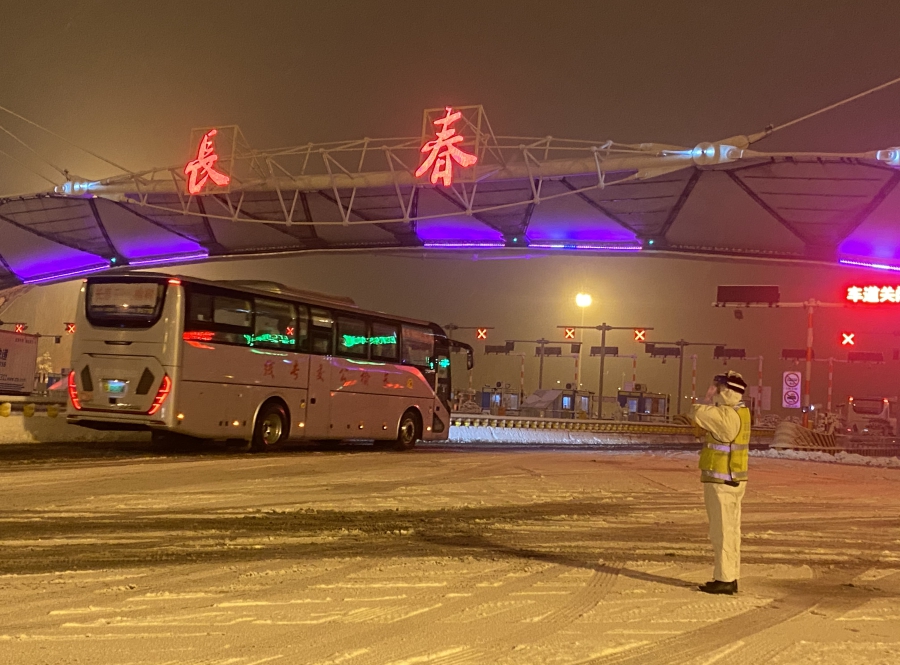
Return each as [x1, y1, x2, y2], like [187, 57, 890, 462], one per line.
[0, 442, 898, 664]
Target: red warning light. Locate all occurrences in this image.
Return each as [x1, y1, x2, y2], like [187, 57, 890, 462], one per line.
[476, 328, 488, 340]
[841, 332, 856, 346]
[64, 322, 76, 334]
[634, 329, 646, 342]
[564, 327, 576, 339]
[13, 323, 26, 333]
[184, 129, 231, 195]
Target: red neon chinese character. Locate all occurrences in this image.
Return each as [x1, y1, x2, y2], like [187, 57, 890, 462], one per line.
[564, 328, 576, 340]
[184, 129, 231, 195]
[415, 107, 478, 186]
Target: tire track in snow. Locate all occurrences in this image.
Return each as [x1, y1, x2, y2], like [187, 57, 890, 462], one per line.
[307, 564, 573, 665]
[583, 568, 877, 665]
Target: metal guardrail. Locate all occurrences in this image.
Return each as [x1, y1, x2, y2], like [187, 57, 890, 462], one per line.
[451, 413, 776, 438]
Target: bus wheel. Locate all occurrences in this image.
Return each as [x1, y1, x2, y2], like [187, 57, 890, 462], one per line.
[394, 409, 421, 451]
[252, 402, 288, 452]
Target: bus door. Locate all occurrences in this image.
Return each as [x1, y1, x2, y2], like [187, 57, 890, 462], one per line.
[304, 308, 334, 438]
[430, 336, 453, 434]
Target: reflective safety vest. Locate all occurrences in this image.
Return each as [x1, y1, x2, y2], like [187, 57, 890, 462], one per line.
[699, 405, 751, 483]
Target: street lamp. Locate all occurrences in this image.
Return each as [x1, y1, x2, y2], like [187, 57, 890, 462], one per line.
[575, 293, 591, 388]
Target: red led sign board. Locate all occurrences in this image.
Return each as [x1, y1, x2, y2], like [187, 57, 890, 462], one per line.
[415, 107, 477, 186]
[846, 285, 900, 303]
[184, 129, 231, 195]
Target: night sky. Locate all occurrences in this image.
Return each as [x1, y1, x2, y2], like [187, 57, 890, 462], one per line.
[3, 1, 900, 409]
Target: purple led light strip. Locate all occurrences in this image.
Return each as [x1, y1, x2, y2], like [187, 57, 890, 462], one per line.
[839, 258, 900, 273]
[22, 263, 111, 285]
[423, 242, 507, 249]
[127, 251, 209, 266]
[529, 242, 642, 251]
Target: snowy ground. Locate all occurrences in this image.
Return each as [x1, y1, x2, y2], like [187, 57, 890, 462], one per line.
[0, 441, 898, 664]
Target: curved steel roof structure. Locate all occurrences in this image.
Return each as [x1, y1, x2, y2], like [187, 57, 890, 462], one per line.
[2, 105, 900, 288]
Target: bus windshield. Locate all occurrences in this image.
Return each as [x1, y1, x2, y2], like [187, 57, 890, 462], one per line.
[86, 280, 166, 327]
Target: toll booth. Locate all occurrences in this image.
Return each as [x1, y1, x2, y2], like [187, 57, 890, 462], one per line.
[617, 386, 669, 422]
[479, 383, 521, 415]
[520, 388, 594, 419]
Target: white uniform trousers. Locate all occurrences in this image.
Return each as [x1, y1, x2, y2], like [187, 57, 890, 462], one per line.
[703, 481, 746, 582]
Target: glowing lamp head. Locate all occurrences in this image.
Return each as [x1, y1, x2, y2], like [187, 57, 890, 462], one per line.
[575, 293, 592, 308]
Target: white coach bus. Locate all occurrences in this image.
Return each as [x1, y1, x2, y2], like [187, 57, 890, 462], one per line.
[66, 274, 473, 451]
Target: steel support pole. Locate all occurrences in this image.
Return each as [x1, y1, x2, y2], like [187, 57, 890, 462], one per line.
[597, 325, 608, 419]
[676, 345, 686, 414]
[827, 356, 834, 413]
[803, 304, 814, 427]
[538, 342, 546, 390]
[520, 354, 525, 401]
[756, 355, 764, 426]
[691, 354, 698, 403]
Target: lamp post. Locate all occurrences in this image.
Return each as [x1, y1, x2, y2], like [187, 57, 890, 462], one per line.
[574, 293, 591, 388]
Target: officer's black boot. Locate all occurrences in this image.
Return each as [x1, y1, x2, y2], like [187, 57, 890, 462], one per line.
[699, 579, 738, 595]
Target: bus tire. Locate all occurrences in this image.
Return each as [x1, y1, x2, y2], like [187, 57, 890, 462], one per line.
[251, 401, 288, 452]
[394, 409, 421, 451]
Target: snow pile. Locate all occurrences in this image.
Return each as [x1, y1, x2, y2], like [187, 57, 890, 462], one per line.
[752, 448, 900, 468]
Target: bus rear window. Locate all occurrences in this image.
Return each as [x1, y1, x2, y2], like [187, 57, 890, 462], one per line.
[86, 281, 165, 327]
[852, 400, 885, 415]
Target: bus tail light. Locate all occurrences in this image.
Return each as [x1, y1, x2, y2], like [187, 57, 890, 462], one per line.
[147, 375, 172, 415]
[67, 371, 82, 410]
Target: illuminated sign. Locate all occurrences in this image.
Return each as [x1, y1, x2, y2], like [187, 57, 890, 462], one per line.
[343, 334, 398, 348]
[13, 324, 26, 333]
[634, 329, 646, 342]
[846, 285, 900, 303]
[564, 327, 576, 339]
[841, 332, 855, 346]
[244, 332, 293, 346]
[64, 322, 76, 334]
[184, 128, 231, 195]
[476, 328, 488, 340]
[415, 107, 478, 186]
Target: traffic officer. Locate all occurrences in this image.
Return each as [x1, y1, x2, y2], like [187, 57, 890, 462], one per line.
[688, 370, 751, 595]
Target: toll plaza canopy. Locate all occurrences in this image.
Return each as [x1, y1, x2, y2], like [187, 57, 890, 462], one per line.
[2, 105, 900, 288]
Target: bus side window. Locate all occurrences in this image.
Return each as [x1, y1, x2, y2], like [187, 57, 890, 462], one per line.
[371, 322, 399, 361]
[295, 304, 309, 352]
[336, 316, 369, 359]
[188, 292, 214, 324]
[210, 295, 252, 344]
[401, 325, 434, 367]
[253, 298, 296, 349]
[310, 308, 333, 355]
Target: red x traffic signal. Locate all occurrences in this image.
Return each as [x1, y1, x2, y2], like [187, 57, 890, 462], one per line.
[841, 332, 855, 346]
[64, 322, 76, 334]
[634, 329, 646, 342]
[476, 328, 488, 340]
[564, 327, 576, 339]
[13, 323, 26, 333]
